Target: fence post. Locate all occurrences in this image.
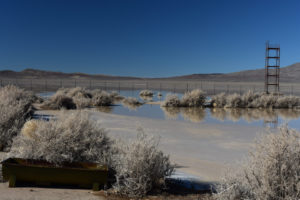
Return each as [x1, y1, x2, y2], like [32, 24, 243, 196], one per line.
[118, 82, 120, 93]
[186, 83, 189, 92]
[74, 80, 77, 87]
[30, 79, 32, 91]
[146, 82, 148, 89]
[45, 80, 47, 91]
[89, 80, 92, 90]
[213, 83, 216, 95]
[291, 85, 294, 95]
[239, 85, 242, 95]
[0, 79, 2, 87]
[159, 83, 162, 92]
[200, 81, 203, 90]
[227, 84, 229, 94]
[173, 84, 176, 93]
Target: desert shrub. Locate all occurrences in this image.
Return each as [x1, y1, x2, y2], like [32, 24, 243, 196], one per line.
[224, 93, 243, 108]
[0, 85, 35, 151]
[92, 90, 113, 106]
[276, 95, 300, 108]
[161, 94, 181, 107]
[215, 125, 300, 200]
[211, 93, 227, 108]
[41, 92, 76, 110]
[122, 97, 143, 110]
[10, 111, 113, 165]
[181, 89, 206, 107]
[157, 92, 162, 97]
[241, 90, 260, 107]
[113, 128, 174, 197]
[139, 90, 154, 97]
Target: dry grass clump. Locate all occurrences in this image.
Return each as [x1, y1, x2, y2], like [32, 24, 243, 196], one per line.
[211, 91, 300, 109]
[162, 89, 206, 107]
[122, 97, 143, 110]
[161, 94, 181, 107]
[92, 90, 113, 106]
[181, 89, 206, 107]
[41, 91, 76, 110]
[215, 125, 300, 200]
[113, 128, 174, 198]
[0, 85, 35, 151]
[41, 87, 117, 109]
[139, 90, 154, 97]
[10, 111, 113, 165]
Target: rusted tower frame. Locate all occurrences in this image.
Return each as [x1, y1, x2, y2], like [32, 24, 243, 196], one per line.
[265, 42, 280, 94]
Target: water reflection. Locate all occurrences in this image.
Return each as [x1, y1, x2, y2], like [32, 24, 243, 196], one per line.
[92, 103, 300, 129]
[140, 96, 153, 102]
[209, 108, 300, 123]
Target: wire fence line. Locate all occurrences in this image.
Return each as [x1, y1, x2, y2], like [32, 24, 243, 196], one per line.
[0, 78, 299, 96]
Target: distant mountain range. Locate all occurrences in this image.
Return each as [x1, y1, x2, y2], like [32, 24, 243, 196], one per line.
[0, 63, 300, 82]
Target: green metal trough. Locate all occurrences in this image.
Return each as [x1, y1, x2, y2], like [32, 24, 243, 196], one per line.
[1, 158, 108, 191]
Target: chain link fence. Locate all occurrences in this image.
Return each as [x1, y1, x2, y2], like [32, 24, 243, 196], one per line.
[0, 78, 299, 96]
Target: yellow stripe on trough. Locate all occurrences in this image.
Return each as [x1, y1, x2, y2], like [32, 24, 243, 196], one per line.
[1, 158, 108, 191]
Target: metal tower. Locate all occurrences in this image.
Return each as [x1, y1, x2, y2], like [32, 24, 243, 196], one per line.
[265, 41, 280, 94]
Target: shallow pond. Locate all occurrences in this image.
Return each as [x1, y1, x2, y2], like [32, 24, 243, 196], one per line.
[95, 104, 300, 130]
[38, 90, 300, 130]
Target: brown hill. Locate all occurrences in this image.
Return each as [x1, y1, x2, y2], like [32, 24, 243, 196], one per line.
[0, 63, 299, 82]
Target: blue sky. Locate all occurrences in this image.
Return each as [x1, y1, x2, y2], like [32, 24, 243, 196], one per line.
[0, 0, 299, 77]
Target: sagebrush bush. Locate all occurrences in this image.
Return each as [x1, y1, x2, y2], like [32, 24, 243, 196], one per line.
[41, 87, 117, 109]
[211, 92, 227, 108]
[10, 111, 113, 165]
[162, 89, 206, 107]
[0, 85, 35, 151]
[113, 128, 174, 197]
[161, 94, 181, 107]
[211, 91, 300, 109]
[122, 97, 143, 110]
[92, 90, 113, 106]
[215, 125, 300, 200]
[181, 89, 206, 107]
[41, 91, 76, 110]
[139, 90, 154, 97]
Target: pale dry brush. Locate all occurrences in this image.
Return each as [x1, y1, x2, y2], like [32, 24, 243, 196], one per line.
[139, 90, 154, 97]
[180, 89, 206, 107]
[161, 94, 181, 107]
[112, 128, 174, 197]
[10, 111, 113, 166]
[0, 85, 35, 151]
[215, 125, 300, 200]
[122, 97, 143, 110]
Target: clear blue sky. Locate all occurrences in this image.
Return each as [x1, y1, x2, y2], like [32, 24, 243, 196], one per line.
[0, 0, 299, 77]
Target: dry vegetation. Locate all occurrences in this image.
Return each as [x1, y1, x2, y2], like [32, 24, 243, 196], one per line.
[161, 89, 206, 107]
[10, 111, 113, 165]
[211, 91, 300, 109]
[139, 90, 154, 97]
[0, 85, 36, 151]
[113, 128, 174, 197]
[122, 97, 143, 110]
[41, 87, 123, 110]
[8, 110, 174, 198]
[215, 125, 300, 200]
